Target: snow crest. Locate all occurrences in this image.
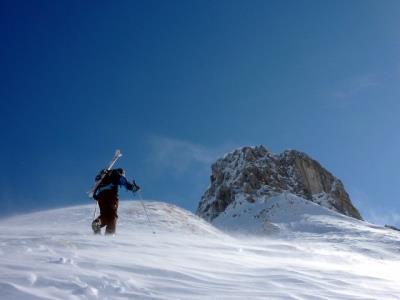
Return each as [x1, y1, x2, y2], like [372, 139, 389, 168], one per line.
[1, 201, 400, 299]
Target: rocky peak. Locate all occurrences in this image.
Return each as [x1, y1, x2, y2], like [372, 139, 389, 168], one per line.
[197, 145, 362, 222]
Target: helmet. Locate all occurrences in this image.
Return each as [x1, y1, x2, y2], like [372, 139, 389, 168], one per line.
[115, 168, 125, 177]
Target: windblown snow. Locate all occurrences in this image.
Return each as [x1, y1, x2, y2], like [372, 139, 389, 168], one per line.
[0, 200, 400, 300]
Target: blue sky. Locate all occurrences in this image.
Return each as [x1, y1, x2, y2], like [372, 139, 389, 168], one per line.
[1, 1, 400, 226]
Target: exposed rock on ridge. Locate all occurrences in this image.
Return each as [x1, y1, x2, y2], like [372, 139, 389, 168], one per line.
[197, 145, 362, 221]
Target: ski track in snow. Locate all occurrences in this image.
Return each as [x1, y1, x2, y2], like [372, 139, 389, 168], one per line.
[0, 201, 400, 300]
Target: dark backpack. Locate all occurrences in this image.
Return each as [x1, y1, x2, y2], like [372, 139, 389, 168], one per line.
[94, 169, 122, 198]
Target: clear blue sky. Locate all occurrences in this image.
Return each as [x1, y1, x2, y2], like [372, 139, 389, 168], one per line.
[1, 1, 399, 226]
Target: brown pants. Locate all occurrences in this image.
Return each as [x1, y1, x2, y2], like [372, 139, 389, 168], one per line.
[93, 190, 119, 234]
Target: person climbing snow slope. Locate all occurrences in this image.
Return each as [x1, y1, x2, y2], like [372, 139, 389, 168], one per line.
[91, 168, 140, 235]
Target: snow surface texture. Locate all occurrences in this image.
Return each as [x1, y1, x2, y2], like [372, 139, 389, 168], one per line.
[1, 200, 400, 300]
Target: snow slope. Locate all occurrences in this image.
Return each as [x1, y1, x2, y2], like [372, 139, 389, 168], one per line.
[213, 193, 400, 260]
[0, 200, 400, 300]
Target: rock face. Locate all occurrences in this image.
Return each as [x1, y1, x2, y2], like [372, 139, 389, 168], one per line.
[197, 146, 362, 222]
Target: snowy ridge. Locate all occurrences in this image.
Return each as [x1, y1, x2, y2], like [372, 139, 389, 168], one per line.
[1, 200, 400, 299]
[213, 192, 400, 260]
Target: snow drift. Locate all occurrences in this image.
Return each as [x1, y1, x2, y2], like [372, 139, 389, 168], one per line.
[1, 200, 400, 300]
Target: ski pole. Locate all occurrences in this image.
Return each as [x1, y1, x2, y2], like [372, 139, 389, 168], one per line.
[92, 201, 97, 221]
[136, 190, 156, 234]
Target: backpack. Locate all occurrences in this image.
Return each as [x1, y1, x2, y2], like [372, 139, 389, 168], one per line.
[94, 169, 123, 198]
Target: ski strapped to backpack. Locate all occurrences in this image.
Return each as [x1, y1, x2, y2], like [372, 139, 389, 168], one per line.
[88, 149, 122, 199]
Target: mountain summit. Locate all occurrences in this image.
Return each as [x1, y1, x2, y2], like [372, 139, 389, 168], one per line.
[197, 146, 362, 223]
